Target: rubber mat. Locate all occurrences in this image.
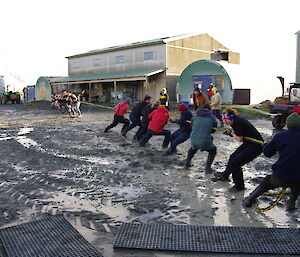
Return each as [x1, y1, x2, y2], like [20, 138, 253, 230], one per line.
[114, 223, 300, 255]
[0, 216, 103, 257]
[0, 239, 8, 257]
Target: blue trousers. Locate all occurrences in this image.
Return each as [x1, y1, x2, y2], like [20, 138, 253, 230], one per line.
[123, 113, 143, 136]
[222, 143, 263, 190]
[139, 129, 171, 147]
[167, 129, 190, 153]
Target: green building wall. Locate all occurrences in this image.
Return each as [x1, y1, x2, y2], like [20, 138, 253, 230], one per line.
[176, 60, 234, 104]
[35, 77, 52, 101]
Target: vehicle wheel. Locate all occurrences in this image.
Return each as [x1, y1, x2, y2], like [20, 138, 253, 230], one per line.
[272, 115, 286, 129]
[16, 95, 21, 104]
[2, 95, 7, 104]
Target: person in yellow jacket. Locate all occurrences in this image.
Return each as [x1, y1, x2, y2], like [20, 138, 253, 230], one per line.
[159, 88, 169, 108]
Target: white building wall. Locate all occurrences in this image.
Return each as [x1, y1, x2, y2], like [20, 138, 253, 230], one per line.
[68, 44, 166, 76]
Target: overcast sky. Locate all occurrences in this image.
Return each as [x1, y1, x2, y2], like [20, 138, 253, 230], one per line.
[1, 0, 299, 103]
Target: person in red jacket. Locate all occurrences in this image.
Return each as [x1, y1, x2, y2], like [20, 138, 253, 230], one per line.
[139, 106, 171, 147]
[104, 98, 131, 133]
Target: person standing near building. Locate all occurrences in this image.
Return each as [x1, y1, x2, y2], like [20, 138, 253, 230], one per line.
[139, 106, 171, 148]
[210, 89, 223, 127]
[167, 103, 192, 154]
[214, 109, 264, 192]
[193, 87, 209, 110]
[184, 104, 217, 173]
[104, 98, 131, 133]
[243, 113, 300, 211]
[121, 96, 151, 139]
[207, 84, 214, 101]
[159, 88, 169, 108]
[211, 83, 217, 95]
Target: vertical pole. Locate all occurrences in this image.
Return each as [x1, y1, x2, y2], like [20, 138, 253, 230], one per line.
[88, 82, 92, 103]
[296, 31, 300, 83]
[114, 80, 117, 104]
[145, 76, 149, 97]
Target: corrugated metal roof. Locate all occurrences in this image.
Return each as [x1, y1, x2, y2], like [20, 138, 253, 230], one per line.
[51, 68, 165, 84]
[66, 33, 199, 59]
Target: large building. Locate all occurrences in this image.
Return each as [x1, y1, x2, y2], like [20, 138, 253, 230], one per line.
[48, 33, 240, 103]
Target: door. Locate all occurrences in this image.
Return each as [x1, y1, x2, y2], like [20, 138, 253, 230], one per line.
[193, 75, 212, 96]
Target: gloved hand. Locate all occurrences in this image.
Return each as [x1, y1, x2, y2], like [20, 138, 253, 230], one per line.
[223, 129, 233, 137]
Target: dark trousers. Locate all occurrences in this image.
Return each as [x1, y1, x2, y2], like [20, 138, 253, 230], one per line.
[136, 125, 148, 140]
[105, 114, 130, 132]
[212, 110, 223, 126]
[259, 174, 300, 197]
[139, 129, 171, 147]
[188, 145, 217, 156]
[123, 113, 143, 136]
[168, 129, 190, 153]
[222, 143, 263, 190]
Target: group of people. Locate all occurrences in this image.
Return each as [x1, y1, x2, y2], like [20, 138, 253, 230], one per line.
[51, 90, 82, 117]
[104, 86, 300, 212]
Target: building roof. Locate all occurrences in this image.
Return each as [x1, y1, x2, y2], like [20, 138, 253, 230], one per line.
[51, 68, 165, 85]
[66, 33, 204, 59]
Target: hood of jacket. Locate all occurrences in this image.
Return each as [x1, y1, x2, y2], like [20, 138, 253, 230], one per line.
[157, 106, 169, 113]
[196, 108, 211, 117]
[196, 108, 217, 125]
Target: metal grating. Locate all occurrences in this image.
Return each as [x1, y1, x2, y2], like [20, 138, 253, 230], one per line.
[114, 223, 300, 255]
[0, 239, 8, 257]
[0, 216, 103, 257]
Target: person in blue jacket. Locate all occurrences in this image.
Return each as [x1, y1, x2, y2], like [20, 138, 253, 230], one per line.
[166, 104, 192, 154]
[121, 96, 151, 139]
[184, 104, 217, 173]
[243, 113, 300, 211]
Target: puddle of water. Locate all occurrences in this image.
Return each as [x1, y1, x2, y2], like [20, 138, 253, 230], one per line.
[16, 136, 38, 148]
[18, 127, 34, 135]
[0, 136, 12, 141]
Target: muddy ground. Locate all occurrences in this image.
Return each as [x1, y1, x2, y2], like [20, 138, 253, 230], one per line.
[0, 102, 299, 257]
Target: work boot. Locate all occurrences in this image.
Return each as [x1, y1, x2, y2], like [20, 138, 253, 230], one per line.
[162, 143, 168, 149]
[205, 152, 216, 174]
[213, 172, 230, 181]
[121, 131, 127, 137]
[286, 192, 299, 212]
[184, 149, 195, 168]
[243, 185, 267, 207]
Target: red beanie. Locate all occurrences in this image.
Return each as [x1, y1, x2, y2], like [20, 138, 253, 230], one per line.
[178, 103, 187, 112]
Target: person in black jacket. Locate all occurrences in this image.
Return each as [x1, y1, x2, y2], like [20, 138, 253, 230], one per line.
[214, 108, 264, 192]
[136, 101, 159, 141]
[243, 113, 300, 211]
[121, 96, 151, 139]
[166, 104, 192, 154]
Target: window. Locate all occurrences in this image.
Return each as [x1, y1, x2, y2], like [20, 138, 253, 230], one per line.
[144, 51, 154, 60]
[73, 62, 80, 69]
[93, 58, 101, 67]
[211, 51, 229, 62]
[116, 55, 124, 64]
[290, 88, 300, 102]
[215, 75, 225, 90]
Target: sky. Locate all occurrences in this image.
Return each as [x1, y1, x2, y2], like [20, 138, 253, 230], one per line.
[0, 0, 300, 103]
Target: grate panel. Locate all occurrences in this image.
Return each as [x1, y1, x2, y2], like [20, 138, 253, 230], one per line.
[0, 216, 103, 257]
[114, 223, 300, 255]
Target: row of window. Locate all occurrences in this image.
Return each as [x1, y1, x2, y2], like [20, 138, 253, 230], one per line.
[73, 51, 154, 69]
